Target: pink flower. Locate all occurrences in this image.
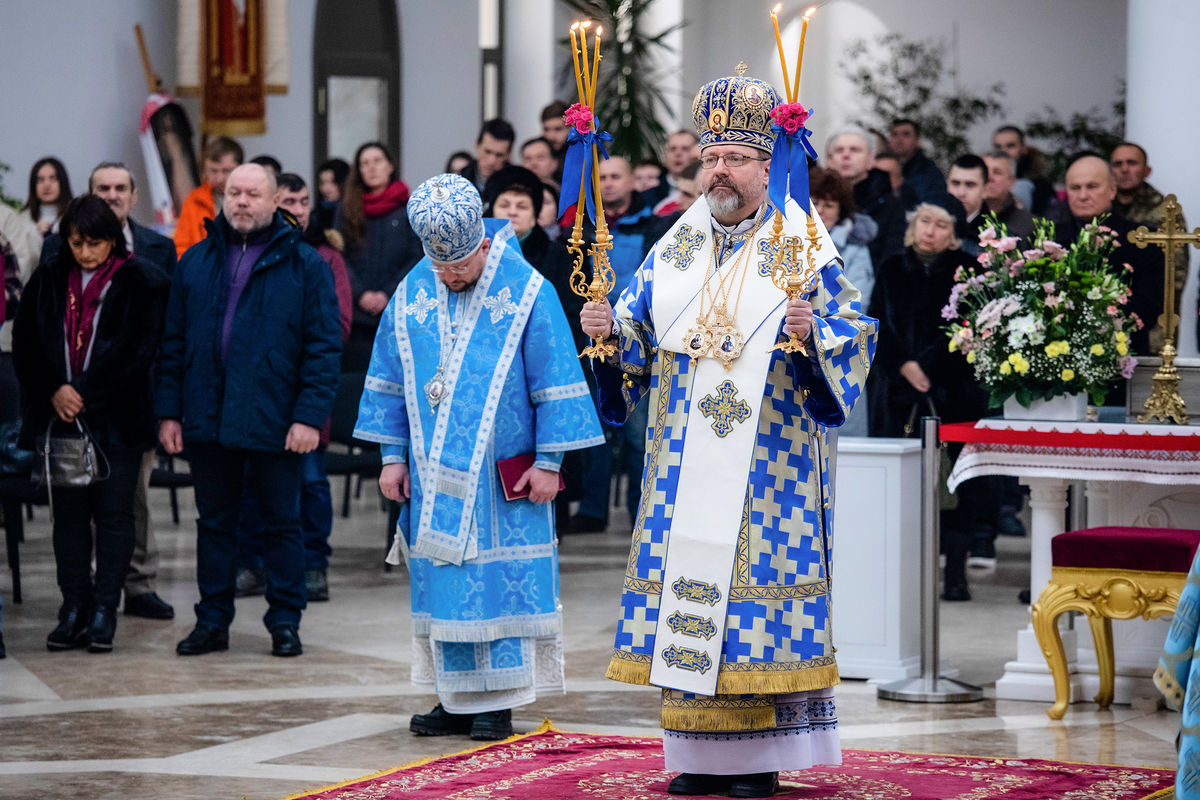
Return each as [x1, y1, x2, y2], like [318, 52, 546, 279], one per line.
[1044, 294, 1062, 308]
[1106, 305, 1119, 316]
[953, 266, 966, 281]
[1120, 355, 1137, 379]
[995, 236, 1020, 253]
[941, 304, 957, 320]
[563, 103, 594, 133]
[1025, 249, 1046, 262]
[1042, 281, 1055, 293]
[1043, 241, 1066, 260]
[1123, 262, 1133, 273]
[979, 226, 997, 244]
[1008, 264, 1021, 277]
[1099, 225, 1113, 234]
[977, 251, 992, 267]
[769, 102, 809, 135]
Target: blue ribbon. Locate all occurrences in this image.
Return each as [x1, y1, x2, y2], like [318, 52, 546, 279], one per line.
[767, 111, 818, 221]
[557, 126, 613, 222]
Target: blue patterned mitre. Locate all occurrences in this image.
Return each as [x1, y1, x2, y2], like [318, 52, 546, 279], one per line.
[692, 71, 783, 153]
[408, 173, 485, 263]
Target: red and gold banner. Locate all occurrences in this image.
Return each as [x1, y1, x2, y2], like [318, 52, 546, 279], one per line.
[176, 0, 288, 136]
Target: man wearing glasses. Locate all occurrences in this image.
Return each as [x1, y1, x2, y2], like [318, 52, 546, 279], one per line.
[580, 71, 876, 797]
[355, 174, 603, 742]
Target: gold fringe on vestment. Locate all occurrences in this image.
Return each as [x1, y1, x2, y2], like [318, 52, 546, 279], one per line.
[660, 690, 776, 731]
[606, 649, 840, 696]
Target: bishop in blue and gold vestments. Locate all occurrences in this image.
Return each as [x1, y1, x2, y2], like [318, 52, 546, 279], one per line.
[581, 72, 876, 794]
[355, 174, 603, 741]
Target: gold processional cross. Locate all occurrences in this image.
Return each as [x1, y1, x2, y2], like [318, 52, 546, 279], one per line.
[1130, 194, 1200, 424]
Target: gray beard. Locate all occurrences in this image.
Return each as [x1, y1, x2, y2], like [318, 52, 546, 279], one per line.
[705, 188, 744, 217]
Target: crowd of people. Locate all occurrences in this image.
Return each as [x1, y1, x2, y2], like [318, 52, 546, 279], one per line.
[0, 97, 1183, 685]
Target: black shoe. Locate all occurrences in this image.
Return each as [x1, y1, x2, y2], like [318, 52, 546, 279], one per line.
[86, 607, 117, 653]
[941, 584, 972, 602]
[124, 592, 175, 620]
[729, 772, 779, 798]
[967, 538, 997, 569]
[47, 604, 92, 651]
[0, 630, 5, 659]
[410, 703, 475, 736]
[667, 773, 733, 795]
[235, 568, 267, 597]
[305, 569, 329, 602]
[470, 709, 513, 740]
[270, 626, 303, 657]
[176, 623, 229, 655]
[1018, 588, 1031, 604]
[567, 514, 607, 533]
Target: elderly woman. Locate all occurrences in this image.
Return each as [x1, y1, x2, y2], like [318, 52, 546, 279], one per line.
[866, 194, 990, 600]
[13, 195, 169, 651]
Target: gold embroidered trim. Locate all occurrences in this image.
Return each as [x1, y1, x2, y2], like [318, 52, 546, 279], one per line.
[622, 575, 829, 601]
[625, 351, 675, 578]
[607, 648, 839, 695]
[661, 689, 776, 731]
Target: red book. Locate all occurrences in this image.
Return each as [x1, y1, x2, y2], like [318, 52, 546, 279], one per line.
[496, 453, 565, 501]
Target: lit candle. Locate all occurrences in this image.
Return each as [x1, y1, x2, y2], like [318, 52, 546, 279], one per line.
[792, 6, 815, 101]
[569, 24, 586, 105]
[579, 21, 593, 102]
[590, 26, 603, 110]
[770, 5, 791, 102]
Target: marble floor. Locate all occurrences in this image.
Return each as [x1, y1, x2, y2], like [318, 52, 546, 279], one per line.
[0, 481, 1180, 799]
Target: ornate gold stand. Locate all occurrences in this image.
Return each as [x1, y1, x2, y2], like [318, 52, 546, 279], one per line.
[767, 205, 821, 355]
[1031, 566, 1185, 720]
[1131, 194, 1200, 424]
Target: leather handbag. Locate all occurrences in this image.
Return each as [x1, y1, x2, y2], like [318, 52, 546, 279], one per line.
[34, 418, 110, 516]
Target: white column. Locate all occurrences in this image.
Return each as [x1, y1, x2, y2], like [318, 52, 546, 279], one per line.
[501, 0, 556, 140]
[1126, 0, 1200, 357]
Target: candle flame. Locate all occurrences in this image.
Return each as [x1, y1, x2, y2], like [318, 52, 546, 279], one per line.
[570, 21, 578, 29]
[581, 20, 592, 28]
[771, 3, 781, 15]
[803, 6, 816, 18]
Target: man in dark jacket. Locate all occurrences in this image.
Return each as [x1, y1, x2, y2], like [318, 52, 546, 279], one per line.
[157, 164, 342, 658]
[888, 118, 945, 203]
[41, 161, 180, 622]
[1051, 153, 1164, 355]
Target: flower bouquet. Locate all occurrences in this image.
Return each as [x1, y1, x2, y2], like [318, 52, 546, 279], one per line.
[943, 215, 1141, 408]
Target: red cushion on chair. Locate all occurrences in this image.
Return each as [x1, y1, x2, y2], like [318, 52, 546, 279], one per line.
[1051, 526, 1200, 573]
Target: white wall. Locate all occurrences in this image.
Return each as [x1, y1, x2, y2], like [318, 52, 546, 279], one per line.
[680, 0, 1127, 163]
[0, 0, 178, 226]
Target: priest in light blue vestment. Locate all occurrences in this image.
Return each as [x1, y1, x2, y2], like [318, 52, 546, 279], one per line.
[355, 174, 604, 741]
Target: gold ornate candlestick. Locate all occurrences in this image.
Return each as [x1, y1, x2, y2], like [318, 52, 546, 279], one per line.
[767, 205, 821, 354]
[1130, 194, 1200, 424]
[565, 21, 616, 360]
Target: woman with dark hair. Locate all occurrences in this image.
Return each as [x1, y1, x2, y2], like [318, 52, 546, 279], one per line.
[20, 157, 73, 237]
[335, 141, 422, 371]
[12, 195, 169, 652]
[444, 151, 472, 175]
[313, 158, 350, 232]
[810, 167, 876, 309]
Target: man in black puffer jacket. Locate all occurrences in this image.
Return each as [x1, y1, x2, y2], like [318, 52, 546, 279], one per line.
[156, 164, 341, 659]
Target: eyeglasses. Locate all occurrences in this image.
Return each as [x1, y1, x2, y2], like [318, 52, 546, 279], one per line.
[430, 263, 473, 275]
[698, 153, 770, 169]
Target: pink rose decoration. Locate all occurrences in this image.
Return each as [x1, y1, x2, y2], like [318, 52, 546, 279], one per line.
[995, 236, 1020, 253]
[1107, 305, 1119, 316]
[1025, 249, 1045, 262]
[1043, 241, 1066, 260]
[977, 251, 992, 267]
[563, 103, 594, 134]
[1120, 355, 1137, 379]
[979, 226, 997, 244]
[769, 102, 809, 136]
[1042, 281, 1055, 293]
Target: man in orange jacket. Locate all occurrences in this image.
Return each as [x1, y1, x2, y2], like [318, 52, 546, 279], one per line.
[174, 137, 243, 258]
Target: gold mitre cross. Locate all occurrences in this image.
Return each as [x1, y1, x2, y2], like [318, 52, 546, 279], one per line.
[1129, 194, 1200, 424]
[735, 60, 749, 77]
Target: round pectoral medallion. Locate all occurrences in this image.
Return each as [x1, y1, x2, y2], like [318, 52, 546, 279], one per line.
[712, 323, 745, 368]
[684, 325, 712, 363]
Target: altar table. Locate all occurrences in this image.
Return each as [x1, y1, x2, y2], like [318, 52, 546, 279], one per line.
[942, 416, 1200, 706]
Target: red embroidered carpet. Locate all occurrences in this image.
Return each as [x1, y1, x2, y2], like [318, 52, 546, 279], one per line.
[278, 723, 1174, 800]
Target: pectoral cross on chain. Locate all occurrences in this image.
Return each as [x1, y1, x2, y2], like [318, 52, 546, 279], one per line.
[1128, 194, 1200, 424]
